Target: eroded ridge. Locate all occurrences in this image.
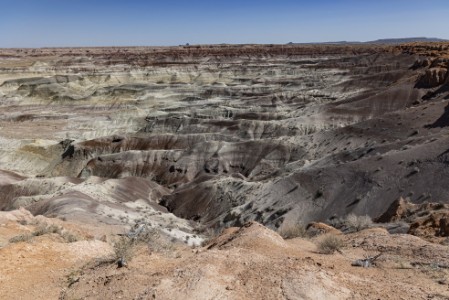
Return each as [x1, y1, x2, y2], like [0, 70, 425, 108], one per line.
[1, 43, 449, 230]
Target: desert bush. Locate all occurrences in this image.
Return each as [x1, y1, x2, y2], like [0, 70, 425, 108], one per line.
[317, 234, 344, 254]
[31, 222, 78, 243]
[32, 223, 62, 236]
[278, 222, 307, 239]
[150, 236, 176, 253]
[48, 224, 63, 234]
[135, 227, 160, 244]
[113, 236, 135, 266]
[329, 214, 373, 232]
[9, 234, 32, 243]
[61, 231, 78, 243]
[126, 223, 178, 254]
[343, 214, 372, 232]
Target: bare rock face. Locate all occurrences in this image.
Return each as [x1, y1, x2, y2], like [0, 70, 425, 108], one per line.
[375, 197, 413, 223]
[376, 197, 449, 242]
[1, 43, 449, 235]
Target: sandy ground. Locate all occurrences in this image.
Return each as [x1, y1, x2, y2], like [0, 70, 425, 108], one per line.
[1, 211, 449, 300]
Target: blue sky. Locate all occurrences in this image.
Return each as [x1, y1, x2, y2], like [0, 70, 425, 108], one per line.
[1, 0, 449, 47]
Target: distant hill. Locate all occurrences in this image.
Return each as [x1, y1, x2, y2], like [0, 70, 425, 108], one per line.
[292, 37, 448, 45]
[365, 37, 448, 44]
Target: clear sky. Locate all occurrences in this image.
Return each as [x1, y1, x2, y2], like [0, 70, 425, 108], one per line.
[1, 0, 449, 47]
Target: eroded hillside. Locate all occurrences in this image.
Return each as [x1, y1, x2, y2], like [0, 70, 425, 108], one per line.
[2, 43, 449, 299]
[1, 44, 449, 229]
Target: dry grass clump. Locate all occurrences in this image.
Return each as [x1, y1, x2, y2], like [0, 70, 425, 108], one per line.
[61, 231, 79, 243]
[8, 222, 79, 244]
[329, 214, 373, 232]
[33, 223, 79, 242]
[278, 222, 307, 239]
[9, 234, 32, 243]
[344, 214, 373, 232]
[145, 230, 178, 253]
[32, 223, 62, 236]
[317, 234, 344, 254]
[114, 236, 135, 259]
[113, 223, 169, 267]
[113, 236, 135, 267]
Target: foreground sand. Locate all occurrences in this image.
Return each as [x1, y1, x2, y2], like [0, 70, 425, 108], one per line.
[1, 209, 449, 300]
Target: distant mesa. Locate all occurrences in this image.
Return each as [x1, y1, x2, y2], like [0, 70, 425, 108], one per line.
[365, 37, 448, 44]
[290, 37, 448, 45]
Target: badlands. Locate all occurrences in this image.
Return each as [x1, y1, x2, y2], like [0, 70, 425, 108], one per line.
[1, 43, 449, 299]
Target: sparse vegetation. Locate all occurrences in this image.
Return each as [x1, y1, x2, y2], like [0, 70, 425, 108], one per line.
[134, 227, 158, 244]
[9, 234, 32, 243]
[18, 222, 80, 243]
[343, 214, 372, 232]
[317, 234, 344, 254]
[113, 236, 135, 267]
[278, 222, 307, 239]
[32, 223, 62, 236]
[329, 213, 373, 232]
[61, 231, 79, 243]
[18, 219, 28, 226]
[113, 223, 172, 261]
[8, 221, 79, 244]
[131, 225, 178, 253]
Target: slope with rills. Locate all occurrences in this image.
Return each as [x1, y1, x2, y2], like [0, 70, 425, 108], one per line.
[1, 43, 449, 232]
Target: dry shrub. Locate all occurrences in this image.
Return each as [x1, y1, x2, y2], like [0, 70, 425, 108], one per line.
[32, 223, 62, 236]
[278, 222, 307, 239]
[113, 236, 135, 264]
[329, 214, 373, 232]
[317, 234, 344, 254]
[61, 231, 78, 243]
[344, 214, 372, 232]
[30, 222, 78, 243]
[135, 227, 176, 253]
[9, 234, 32, 243]
[18, 219, 28, 226]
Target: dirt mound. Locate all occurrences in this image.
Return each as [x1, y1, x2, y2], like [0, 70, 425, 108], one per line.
[0, 207, 33, 225]
[1, 216, 449, 299]
[205, 221, 287, 250]
[306, 222, 342, 236]
[60, 221, 449, 300]
[0, 214, 113, 300]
